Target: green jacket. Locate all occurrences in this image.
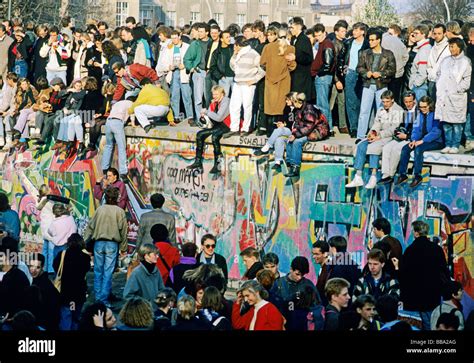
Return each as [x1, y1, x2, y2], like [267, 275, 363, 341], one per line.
[184, 39, 209, 72]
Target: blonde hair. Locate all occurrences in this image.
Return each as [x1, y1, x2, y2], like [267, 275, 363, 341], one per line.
[446, 21, 461, 35]
[238, 280, 269, 300]
[137, 243, 159, 261]
[177, 295, 196, 320]
[102, 82, 117, 96]
[119, 297, 154, 328]
[286, 91, 306, 107]
[211, 85, 225, 97]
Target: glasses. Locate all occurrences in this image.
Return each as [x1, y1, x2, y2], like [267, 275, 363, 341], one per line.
[204, 244, 216, 249]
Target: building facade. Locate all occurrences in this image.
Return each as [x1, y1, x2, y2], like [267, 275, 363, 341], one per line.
[136, 0, 314, 29]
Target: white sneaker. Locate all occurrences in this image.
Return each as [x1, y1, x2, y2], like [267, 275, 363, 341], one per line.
[261, 144, 270, 153]
[448, 147, 459, 154]
[440, 147, 452, 153]
[365, 175, 377, 189]
[346, 174, 364, 188]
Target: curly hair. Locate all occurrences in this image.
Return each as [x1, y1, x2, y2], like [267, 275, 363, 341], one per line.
[119, 297, 154, 328]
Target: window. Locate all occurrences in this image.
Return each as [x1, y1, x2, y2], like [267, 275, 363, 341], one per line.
[140, 9, 153, 26]
[288, 0, 298, 5]
[237, 14, 246, 27]
[259, 0, 269, 3]
[166, 11, 176, 26]
[116, 1, 129, 26]
[237, 0, 247, 2]
[259, 15, 269, 25]
[214, 13, 224, 28]
[190, 12, 201, 22]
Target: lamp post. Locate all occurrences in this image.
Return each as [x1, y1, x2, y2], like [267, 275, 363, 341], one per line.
[442, 0, 451, 21]
[7, 0, 12, 20]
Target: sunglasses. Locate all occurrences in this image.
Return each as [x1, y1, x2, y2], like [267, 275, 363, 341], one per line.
[204, 244, 216, 249]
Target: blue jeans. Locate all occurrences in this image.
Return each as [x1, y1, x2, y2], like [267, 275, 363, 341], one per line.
[171, 70, 193, 120]
[353, 139, 380, 171]
[357, 85, 386, 139]
[268, 127, 292, 162]
[286, 136, 308, 166]
[57, 114, 75, 141]
[412, 83, 428, 102]
[14, 59, 28, 78]
[315, 75, 333, 129]
[192, 71, 207, 121]
[219, 77, 234, 98]
[94, 241, 118, 304]
[53, 244, 67, 261]
[59, 304, 82, 331]
[42, 239, 55, 274]
[398, 140, 444, 176]
[443, 123, 463, 148]
[345, 69, 361, 133]
[101, 118, 128, 175]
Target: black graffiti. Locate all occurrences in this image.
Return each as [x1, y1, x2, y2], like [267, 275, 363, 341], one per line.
[239, 136, 266, 147]
[167, 167, 203, 190]
[174, 187, 209, 203]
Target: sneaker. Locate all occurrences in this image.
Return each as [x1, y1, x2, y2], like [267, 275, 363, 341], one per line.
[143, 124, 153, 133]
[409, 175, 423, 188]
[254, 144, 270, 156]
[365, 175, 377, 189]
[448, 147, 459, 154]
[241, 130, 253, 137]
[355, 138, 362, 145]
[440, 147, 452, 153]
[346, 174, 364, 188]
[272, 163, 282, 173]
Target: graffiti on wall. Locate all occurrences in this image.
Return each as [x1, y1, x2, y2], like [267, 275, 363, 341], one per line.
[1, 134, 472, 303]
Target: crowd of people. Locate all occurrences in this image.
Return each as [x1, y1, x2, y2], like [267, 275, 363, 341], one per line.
[0, 16, 471, 179]
[0, 185, 472, 331]
[0, 14, 473, 332]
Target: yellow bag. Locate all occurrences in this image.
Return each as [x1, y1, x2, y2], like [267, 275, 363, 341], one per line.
[53, 251, 66, 293]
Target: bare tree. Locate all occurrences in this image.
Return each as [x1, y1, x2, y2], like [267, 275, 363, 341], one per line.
[411, 0, 473, 23]
[354, 0, 400, 27]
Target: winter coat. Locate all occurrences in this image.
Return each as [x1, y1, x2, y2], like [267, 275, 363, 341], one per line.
[365, 102, 404, 155]
[290, 32, 314, 101]
[291, 102, 329, 141]
[48, 215, 77, 247]
[0, 267, 29, 316]
[209, 44, 235, 82]
[232, 300, 285, 330]
[113, 63, 158, 102]
[52, 245, 91, 305]
[154, 241, 180, 284]
[352, 271, 400, 301]
[427, 37, 450, 82]
[381, 33, 409, 79]
[123, 263, 165, 309]
[136, 208, 176, 248]
[399, 236, 450, 312]
[430, 300, 464, 330]
[409, 39, 432, 88]
[196, 252, 229, 282]
[0, 208, 20, 241]
[260, 40, 296, 116]
[357, 48, 396, 89]
[435, 52, 472, 124]
[8, 37, 32, 71]
[411, 111, 443, 144]
[93, 179, 129, 210]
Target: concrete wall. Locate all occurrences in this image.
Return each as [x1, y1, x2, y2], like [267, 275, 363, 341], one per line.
[1, 127, 473, 303]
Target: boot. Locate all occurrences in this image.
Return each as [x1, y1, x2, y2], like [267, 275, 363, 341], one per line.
[284, 165, 300, 178]
[187, 158, 203, 170]
[209, 158, 222, 174]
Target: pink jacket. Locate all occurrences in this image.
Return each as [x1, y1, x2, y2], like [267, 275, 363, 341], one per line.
[47, 215, 77, 247]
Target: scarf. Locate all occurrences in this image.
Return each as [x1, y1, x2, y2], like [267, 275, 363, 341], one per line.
[199, 253, 215, 265]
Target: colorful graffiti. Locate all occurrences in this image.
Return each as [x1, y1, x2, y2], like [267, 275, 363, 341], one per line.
[1, 132, 473, 305]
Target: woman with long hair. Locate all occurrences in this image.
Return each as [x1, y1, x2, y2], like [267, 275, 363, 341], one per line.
[117, 297, 154, 330]
[232, 280, 285, 331]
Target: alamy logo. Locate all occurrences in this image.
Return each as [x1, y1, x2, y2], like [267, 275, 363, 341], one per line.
[18, 338, 56, 356]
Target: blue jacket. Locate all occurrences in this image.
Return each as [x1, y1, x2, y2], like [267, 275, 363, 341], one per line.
[0, 209, 20, 241]
[411, 111, 442, 143]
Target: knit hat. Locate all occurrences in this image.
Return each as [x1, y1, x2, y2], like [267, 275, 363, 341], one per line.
[150, 223, 169, 242]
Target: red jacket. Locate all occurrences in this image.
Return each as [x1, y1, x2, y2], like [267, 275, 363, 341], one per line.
[232, 300, 285, 330]
[154, 241, 180, 284]
[113, 63, 159, 102]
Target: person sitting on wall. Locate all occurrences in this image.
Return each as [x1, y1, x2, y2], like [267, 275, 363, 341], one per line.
[396, 96, 443, 188]
[186, 85, 231, 174]
[345, 90, 403, 189]
[128, 77, 174, 133]
[111, 61, 158, 104]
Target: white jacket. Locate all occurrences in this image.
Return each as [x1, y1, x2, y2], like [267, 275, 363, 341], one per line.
[155, 39, 172, 78]
[427, 37, 450, 82]
[435, 53, 472, 124]
[158, 42, 191, 84]
[40, 42, 72, 72]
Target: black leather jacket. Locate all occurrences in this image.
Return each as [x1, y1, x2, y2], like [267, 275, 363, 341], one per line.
[310, 38, 335, 77]
[209, 44, 235, 82]
[356, 48, 396, 89]
[337, 37, 370, 83]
